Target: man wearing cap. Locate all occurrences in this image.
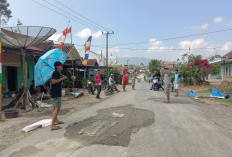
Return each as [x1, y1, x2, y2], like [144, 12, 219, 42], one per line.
[161, 67, 172, 103]
[95, 70, 102, 99]
[50, 61, 67, 131]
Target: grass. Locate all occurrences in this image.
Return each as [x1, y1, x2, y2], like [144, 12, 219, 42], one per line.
[213, 99, 232, 107]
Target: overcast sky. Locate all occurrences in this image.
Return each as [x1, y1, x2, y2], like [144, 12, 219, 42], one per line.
[7, 0, 232, 61]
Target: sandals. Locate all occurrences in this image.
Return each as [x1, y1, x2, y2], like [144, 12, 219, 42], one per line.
[50, 126, 62, 131]
[56, 121, 65, 125]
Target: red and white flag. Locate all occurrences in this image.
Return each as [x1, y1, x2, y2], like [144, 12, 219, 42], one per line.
[115, 56, 118, 64]
[99, 50, 103, 63]
[58, 27, 71, 42]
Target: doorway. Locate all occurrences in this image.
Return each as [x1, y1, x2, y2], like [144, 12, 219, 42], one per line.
[7, 67, 17, 91]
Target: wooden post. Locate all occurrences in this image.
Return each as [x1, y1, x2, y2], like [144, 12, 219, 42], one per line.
[22, 48, 28, 107]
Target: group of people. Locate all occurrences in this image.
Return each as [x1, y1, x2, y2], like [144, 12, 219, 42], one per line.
[95, 67, 137, 99]
[47, 62, 138, 131]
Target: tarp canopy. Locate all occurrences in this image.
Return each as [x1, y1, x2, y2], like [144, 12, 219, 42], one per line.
[188, 88, 229, 99]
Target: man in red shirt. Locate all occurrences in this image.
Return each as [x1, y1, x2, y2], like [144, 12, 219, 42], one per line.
[123, 68, 128, 92]
[95, 70, 102, 99]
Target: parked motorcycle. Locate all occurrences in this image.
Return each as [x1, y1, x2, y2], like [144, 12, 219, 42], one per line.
[152, 77, 159, 91]
[87, 80, 95, 95]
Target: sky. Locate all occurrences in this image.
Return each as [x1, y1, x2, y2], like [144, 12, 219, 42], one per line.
[6, 0, 232, 61]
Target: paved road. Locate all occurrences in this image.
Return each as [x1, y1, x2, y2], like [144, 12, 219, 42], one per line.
[1, 81, 232, 157]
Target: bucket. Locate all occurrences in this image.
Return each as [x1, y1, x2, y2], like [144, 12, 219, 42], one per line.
[4, 109, 19, 119]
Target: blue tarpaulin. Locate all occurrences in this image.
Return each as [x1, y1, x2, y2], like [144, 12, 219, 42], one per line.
[188, 88, 229, 99]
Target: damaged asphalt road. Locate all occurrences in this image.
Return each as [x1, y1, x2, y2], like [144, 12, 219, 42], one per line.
[2, 81, 232, 157]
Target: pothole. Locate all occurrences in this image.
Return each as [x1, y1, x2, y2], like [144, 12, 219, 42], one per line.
[64, 105, 155, 147]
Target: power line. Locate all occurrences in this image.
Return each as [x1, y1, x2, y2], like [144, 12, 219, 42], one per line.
[32, 0, 101, 30]
[53, 0, 110, 31]
[90, 27, 232, 46]
[41, 0, 104, 31]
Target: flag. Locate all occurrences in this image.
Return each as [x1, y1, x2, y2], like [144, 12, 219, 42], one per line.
[99, 50, 102, 63]
[82, 36, 92, 65]
[85, 36, 92, 51]
[58, 27, 71, 42]
[109, 53, 112, 66]
[115, 56, 118, 64]
[58, 42, 64, 50]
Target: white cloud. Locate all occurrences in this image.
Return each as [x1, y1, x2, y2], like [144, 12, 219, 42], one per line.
[93, 31, 102, 38]
[109, 46, 120, 53]
[179, 38, 207, 49]
[48, 33, 62, 41]
[76, 28, 102, 39]
[147, 38, 170, 53]
[221, 42, 232, 51]
[76, 28, 92, 38]
[185, 23, 208, 30]
[213, 17, 223, 23]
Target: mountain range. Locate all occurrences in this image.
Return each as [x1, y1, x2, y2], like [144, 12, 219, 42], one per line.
[117, 57, 150, 65]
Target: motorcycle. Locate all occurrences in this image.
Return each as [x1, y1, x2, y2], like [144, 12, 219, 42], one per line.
[152, 77, 159, 91]
[87, 80, 95, 95]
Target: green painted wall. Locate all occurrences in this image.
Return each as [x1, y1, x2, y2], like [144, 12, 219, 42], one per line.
[2, 55, 35, 90]
[17, 55, 35, 89]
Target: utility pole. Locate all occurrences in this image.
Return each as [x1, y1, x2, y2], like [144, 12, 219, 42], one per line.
[102, 31, 114, 75]
[126, 59, 129, 66]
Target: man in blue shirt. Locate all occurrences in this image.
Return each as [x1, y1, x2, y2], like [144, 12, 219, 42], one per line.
[174, 69, 182, 97]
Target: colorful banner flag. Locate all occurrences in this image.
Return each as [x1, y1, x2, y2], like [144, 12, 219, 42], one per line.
[0, 13, 2, 96]
[82, 36, 92, 65]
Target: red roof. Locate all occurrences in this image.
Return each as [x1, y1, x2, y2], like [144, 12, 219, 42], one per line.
[160, 61, 176, 65]
[52, 44, 74, 54]
[86, 59, 98, 66]
[222, 51, 232, 59]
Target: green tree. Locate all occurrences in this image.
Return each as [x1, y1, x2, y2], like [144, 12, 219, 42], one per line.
[0, 0, 12, 26]
[149, 59, 161, 73]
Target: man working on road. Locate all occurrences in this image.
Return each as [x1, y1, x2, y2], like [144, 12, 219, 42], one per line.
[174, 69, 182, 97]
[161, 67, 172, 103]
[95, 70, 102, 99]
[50, 61, 67, 131]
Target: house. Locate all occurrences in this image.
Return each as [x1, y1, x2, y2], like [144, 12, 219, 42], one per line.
[160, 61, 176, 69]
[2, 45, 44, 92]
[209, 51, 232, 82]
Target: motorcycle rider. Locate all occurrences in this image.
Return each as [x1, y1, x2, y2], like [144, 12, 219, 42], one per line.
[109, 74, 120, 92]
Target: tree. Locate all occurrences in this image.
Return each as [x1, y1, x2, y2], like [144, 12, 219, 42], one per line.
[181, 55, 214, 85]
[208, 54, 221, 61]
[149, 59, 161, 73]
[0, 0, 12, 26]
